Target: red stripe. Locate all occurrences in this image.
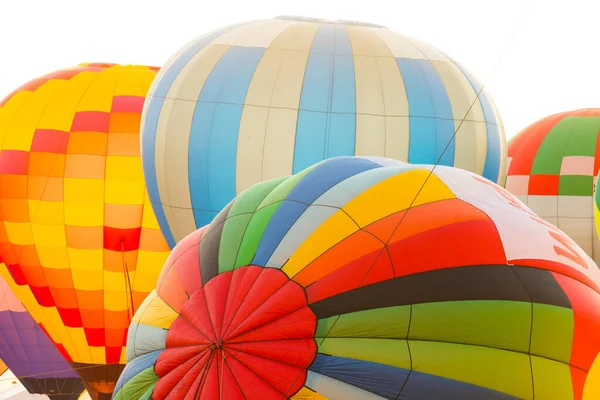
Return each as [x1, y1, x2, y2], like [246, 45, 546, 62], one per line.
[552, 272, 600, 400]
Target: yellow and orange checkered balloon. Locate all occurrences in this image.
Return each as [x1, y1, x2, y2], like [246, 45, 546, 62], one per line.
[0, 63, 170, 398]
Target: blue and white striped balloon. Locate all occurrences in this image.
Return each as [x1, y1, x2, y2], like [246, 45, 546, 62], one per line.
[141, 16, 507, 248]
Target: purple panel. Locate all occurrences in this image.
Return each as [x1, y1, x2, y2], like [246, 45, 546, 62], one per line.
[0, 308, 78, 379]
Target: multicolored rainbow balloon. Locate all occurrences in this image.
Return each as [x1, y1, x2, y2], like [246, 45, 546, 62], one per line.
[116, 157, 600, 400]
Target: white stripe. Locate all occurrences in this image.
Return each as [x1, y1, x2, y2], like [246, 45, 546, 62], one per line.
[305, 371, 387, 400]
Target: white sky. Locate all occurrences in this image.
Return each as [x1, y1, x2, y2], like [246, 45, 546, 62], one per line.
[0, 0, 599, 140]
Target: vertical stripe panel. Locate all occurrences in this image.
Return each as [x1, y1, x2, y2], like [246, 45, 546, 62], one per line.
[155, 100, 199, 244]
[452, 60, 503, 182]
[354, 28, 413, 161]
[142, 23, 245, 248]
[141, 99, 175, 248]
[419, 60, 455, 166]
[155, 44, 231, 244]
[166, 44, 232, 102]
[396, 58, 436, 164]
[396, 58, 454, 166]
[259, 24, 319, 184]
[188, 46, 266, 228]
[293, 25, 335, 173]
[327, 26, 356, 159]
[348, 27, 386, 158]
[430, 60, 486, 174]
[236, 23, 320, 194]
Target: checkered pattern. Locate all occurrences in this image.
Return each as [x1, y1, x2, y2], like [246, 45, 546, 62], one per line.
[0, 63, 168, 367]
[505, 109, 600, 264]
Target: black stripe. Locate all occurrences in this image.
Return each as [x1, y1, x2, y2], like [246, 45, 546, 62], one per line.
[309, 265, 571, 319]
[511, 266, 571, 308]
[199, 201, 233, 285]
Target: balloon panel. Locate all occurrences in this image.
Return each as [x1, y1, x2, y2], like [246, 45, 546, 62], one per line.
[140, 16, 507, 248]
[0, 273, 84, 399]
[117, 157, 600, 400]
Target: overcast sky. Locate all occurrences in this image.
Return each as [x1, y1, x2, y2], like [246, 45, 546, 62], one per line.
[1, 0, 598, 139]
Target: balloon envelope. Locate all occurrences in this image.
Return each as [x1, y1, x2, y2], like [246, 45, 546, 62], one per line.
[140, 16, 507, 248]
[505, 108, 600, 265]
[116, 156, 600, 399]
[0, 63, 170, 398]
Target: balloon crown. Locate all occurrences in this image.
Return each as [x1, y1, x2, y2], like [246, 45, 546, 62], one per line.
[274, 15, 387, 28]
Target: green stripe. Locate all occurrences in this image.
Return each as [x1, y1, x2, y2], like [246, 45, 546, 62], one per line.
[530, 355, 574, 400]
[235, 164, 318, 266]
[318, 337, 411, 369]
[532, 116, 600, 175]
[410, 300, 530, 353]
[113, 367, 158, 400]
[531, 119, 573, 174]
[218, 177, 287, 272]
[530, 303, 573, 363]
[561, 116, 600, 157]
[316, 306, 410, 339]
[140, 384, 155, 400]
[410, 340, 532, 399]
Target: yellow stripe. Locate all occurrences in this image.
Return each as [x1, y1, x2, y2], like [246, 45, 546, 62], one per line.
[132, 290, 177, 329]
[283, 169, 455, 277]
[291, 387, 328, 399]
[344, 168, 455, 226]
[71, 69, 115, 113]
[283, 210, 358, 278]
[113, 66, 147, 97]
[2, 80, 66, 150]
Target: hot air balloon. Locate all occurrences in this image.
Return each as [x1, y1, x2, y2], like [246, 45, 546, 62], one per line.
[0, 273, 84, 399]
[0, 63, 170, 399]
[505, 109, 600, 265]
[115, 156, 600, 399]
[140, 16, 507, 248]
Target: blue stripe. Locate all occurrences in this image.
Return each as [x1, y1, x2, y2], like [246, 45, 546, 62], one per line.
[253, 157, 379, 265]
[327, 26, 356, 159]
[141, 99, 176, 249]
[309, 354, 409, 399]
[396, 58, 455, 167]
[400, 370, 519, 400]
[188, 46, 265, 229]
[308, 354, 518, 400]
[293, 25, 356, 173]
[141, 23, 244, 249]
[451, 60, 502, 182]
[114, 350, 161, 394]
